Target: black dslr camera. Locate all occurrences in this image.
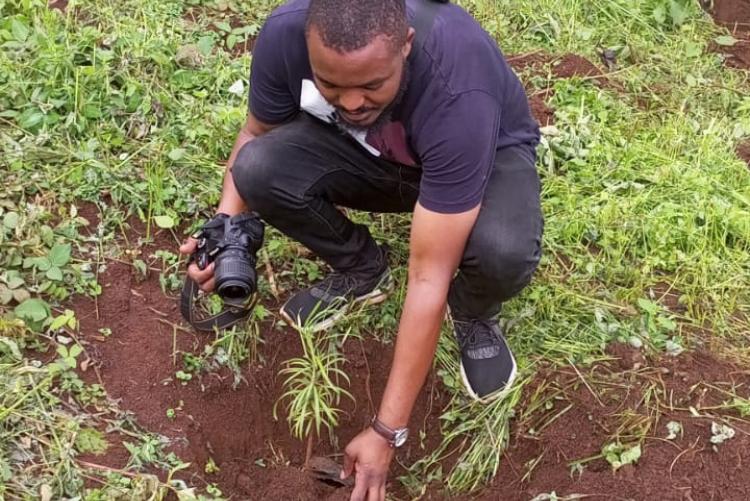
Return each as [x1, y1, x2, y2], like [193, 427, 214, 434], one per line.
[191, 212, 265, 306]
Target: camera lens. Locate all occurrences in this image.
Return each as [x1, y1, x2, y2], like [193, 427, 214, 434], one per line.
[214, 247, 256, 303]
[218, 280, 252, 300]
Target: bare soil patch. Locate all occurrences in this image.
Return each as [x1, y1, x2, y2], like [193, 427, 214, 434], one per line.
[737, 139, 750, 170]
[711, 0, 750, 33]
[509, 52, 606, 83]
[528, 95, 556, 127]
[709, 0, 750, 70]
[481, 344, 750, 501]
[48, 0, 67, 12]
[66, 206, 449, 499]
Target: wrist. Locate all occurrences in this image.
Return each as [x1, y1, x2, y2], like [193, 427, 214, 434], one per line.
[370, 415, 409, 448]
[216, 202, 244, 217]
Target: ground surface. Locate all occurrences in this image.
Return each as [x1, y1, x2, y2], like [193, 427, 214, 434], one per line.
[2, 0, 750, 500]
[71, 212, 750, 500]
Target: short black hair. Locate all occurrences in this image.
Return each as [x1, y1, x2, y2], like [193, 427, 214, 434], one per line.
[306, 0, 408, 53]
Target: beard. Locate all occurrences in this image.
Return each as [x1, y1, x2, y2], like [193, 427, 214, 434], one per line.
[334, 61, 410, 134]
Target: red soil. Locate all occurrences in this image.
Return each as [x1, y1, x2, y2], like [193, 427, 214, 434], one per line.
[710, 0, 750, 70]
[68, 204, 449, 499]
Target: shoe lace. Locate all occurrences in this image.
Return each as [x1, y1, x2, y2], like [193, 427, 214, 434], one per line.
[458, 320, 502, 351]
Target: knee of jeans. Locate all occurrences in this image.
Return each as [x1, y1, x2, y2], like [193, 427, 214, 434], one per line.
[467, 229, 541, 289]
[231, 138, 293, 214]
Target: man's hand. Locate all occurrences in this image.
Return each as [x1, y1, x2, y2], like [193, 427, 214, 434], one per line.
[179, 237, 216, 292]
[342, 427, 394, 501]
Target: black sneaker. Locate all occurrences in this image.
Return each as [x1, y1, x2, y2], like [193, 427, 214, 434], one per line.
[280, 248, 393, 332]
[452, 318, 517, 403]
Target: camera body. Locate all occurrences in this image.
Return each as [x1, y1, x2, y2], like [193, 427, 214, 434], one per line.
[192, 212, 265, 306]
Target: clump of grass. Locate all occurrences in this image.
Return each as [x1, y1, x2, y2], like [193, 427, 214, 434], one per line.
[275, 315, 353, 467]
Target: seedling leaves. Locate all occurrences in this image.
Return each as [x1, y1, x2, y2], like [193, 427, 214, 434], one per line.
[154, 215, 175, 229]
[710, 422, 735, 445]
[49, 244, 71, 267]
[714, 35, 739, 47]
[14, 298, 51, 324]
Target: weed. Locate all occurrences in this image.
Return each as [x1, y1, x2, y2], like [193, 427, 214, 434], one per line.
[710, 422, 735, 445]
[275, 315, 353, 466]
[75, 428, 109, 456]
[601, 441, 642, 470]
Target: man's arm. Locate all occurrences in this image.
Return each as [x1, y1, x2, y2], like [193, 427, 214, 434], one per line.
[217, 112, 279, 215]
[379, 202, 479, 426]
[343, 201, 479, 501]
[179, 112, 278, 291]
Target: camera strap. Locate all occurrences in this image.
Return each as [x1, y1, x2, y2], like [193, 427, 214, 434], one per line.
[180, 276, 255, 332]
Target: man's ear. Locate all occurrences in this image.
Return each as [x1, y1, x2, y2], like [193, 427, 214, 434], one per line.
[402, 27, 416, 59]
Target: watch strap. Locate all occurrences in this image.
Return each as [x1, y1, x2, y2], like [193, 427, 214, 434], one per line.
[370, 416, 405, 448]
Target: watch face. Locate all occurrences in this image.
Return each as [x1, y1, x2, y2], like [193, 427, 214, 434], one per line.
[394, 428, 409, 448]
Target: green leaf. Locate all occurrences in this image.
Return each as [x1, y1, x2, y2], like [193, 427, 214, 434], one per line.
[69, 344, 83, 358]
[82, 103, 102, 118]
[226, 34, 239, 50]
[637, 298, 659, 314]
[214, 21, 231, 32]
[75, 428, 109, 455]
[3, 212, 19, 229]
[50, 315, 67, 331]
[715, 35, 739, 47]
[154, 215, 175, 229]
[49, 243, 71, 267]
[197, 36, 214, 56]
[652, 5, 666, 25]
[669, 0, 689, 26]
[50, 310, 75, 331]
[35, 257, 52, 271]
[168, 148, 186, 161]
[6, 275, 24, 289]
[11, 19, 29, 42]
[17, 108, 44, 130]
[14, 298, 51, 323]
[0, 285, 12, 305]
[46, 266, 63, 281]
[133, 259, 148, 277]
[619, 444, 641, 465]
[0, 338, 22, 361]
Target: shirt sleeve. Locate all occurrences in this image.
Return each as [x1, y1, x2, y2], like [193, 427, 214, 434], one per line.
[248, 18, 299, 125]
[412, 90, 501, 214]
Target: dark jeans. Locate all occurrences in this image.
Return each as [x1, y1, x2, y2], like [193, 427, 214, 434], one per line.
[232, 113, 543, 320]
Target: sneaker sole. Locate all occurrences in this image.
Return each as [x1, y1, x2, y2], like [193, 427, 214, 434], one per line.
[280, 274, 394, 333]
[460, 353, 518, 404]
[447, 306, 519, 404]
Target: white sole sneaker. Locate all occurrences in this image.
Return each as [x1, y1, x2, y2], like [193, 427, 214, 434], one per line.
[280, 271, 394, 333]
[459, 353, 517, 404]
[448, 306, 518, 404]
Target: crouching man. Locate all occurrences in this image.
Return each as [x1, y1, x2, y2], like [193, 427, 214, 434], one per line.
[180, 1, 542, 499]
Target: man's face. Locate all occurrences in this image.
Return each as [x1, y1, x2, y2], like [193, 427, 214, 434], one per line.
[307, 26, 414, 129]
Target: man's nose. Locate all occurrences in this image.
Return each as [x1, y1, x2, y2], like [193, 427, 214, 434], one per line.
[338, 90, 366, 113]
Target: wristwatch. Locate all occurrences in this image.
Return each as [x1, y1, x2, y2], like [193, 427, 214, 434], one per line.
[370, 416, 409, 448]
